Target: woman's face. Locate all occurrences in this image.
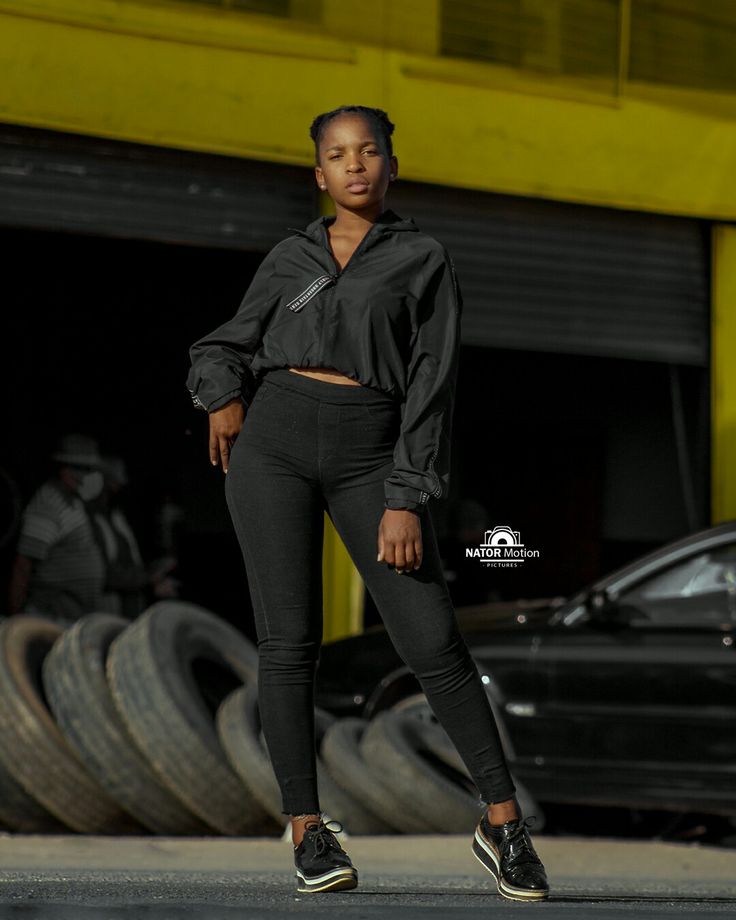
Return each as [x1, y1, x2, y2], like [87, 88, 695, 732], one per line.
[315, 114, 398, 214]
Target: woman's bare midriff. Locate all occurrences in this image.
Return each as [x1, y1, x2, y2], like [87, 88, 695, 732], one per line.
[287, 366, 364, 386]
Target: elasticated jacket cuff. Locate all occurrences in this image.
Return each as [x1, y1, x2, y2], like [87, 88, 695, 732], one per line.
[384, 484, 429, 514]
[187, 385, 244, 413]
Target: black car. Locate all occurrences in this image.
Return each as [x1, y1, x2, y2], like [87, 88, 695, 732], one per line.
[316, 520, 736, 820]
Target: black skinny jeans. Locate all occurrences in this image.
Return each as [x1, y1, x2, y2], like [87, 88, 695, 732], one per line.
[224, 367, 516, 815]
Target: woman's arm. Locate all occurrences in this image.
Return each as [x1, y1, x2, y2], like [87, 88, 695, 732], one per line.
[383, 248, 463, 514]
[186, 242, 284, 413]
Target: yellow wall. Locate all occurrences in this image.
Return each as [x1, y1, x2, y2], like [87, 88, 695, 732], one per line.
[711, 224, 736, 525]
[2, 0, 736, 220]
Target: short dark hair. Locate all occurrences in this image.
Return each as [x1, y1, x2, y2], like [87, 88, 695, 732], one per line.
[309, 105, 395, 165]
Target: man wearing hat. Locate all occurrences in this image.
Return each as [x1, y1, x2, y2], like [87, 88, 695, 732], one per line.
[7, 434, 107, 625]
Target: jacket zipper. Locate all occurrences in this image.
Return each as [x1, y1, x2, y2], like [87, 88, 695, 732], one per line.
[282, 225, 376, 314]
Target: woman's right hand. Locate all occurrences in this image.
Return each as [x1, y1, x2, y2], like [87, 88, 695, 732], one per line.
[209, 399, 245, 473]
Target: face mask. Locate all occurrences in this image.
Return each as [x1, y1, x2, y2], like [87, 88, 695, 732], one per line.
[76, 471, 104, 502]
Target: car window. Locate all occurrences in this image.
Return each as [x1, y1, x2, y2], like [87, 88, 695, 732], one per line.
[617, 542, 736, 627]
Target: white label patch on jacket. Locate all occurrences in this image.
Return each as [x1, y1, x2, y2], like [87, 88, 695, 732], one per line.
[285, 274, 335, 312]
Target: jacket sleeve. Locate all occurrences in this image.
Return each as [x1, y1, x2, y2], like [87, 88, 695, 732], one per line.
[186, 244, 283, 412]
[384, 249, 463, 514]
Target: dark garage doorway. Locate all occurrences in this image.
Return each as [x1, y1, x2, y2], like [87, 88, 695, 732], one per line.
[2, 225, 257, 636]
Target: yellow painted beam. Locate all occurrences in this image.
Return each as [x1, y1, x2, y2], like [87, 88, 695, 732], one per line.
[321, 514, 365, 644]
[3, 1, 736, 219]
[711, 224, 736, 525]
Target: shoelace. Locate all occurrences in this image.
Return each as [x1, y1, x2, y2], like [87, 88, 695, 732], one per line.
[304, 819, 346, 857]
[501, 816, 540, 867]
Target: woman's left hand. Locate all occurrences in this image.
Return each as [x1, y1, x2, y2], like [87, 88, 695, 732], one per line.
[377, 509, 423, 574]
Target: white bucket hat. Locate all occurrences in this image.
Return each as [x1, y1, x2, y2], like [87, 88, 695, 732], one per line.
[51, 433, 102, 468]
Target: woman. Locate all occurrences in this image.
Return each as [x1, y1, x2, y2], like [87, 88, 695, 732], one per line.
[187, 105, 549, 901]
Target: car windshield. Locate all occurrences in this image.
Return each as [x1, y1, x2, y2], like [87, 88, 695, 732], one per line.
[617, 543, 736, 626]
[553, 541, 736, 628]
[635, 548, 736, 599]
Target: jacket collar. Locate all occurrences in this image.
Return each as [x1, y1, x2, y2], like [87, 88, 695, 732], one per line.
[288, 207, 419, 244]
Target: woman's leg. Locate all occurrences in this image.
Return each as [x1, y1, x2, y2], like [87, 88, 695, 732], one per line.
[320, 413, 517, 811]
[224, 386, 325, 824]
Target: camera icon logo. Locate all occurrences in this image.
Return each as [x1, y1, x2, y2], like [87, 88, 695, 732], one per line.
[483, 525, 523, 548]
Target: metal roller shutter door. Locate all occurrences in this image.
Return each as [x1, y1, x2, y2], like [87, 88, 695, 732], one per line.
[390, 182, 709, 366]
[0, 123, 315, 251]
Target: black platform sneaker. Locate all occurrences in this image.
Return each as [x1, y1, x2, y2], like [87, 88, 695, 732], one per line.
[472, 813, 549, 902]
[294, 818, 358, 893]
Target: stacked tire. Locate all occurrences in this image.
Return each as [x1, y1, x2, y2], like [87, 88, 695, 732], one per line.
[0, 605, 542, 835]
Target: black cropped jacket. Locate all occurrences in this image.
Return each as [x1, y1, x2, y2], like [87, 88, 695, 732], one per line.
[186, 207, 463, 514]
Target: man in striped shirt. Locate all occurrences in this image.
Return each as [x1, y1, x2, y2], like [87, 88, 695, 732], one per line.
[8, 434, 107, 625]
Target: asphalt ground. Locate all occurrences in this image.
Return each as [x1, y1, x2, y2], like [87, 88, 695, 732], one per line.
[0, 832, 735, 918]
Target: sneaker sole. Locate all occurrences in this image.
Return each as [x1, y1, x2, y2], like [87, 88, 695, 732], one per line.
[296, 867, 358, 894]
[472, 829, 549, 902]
